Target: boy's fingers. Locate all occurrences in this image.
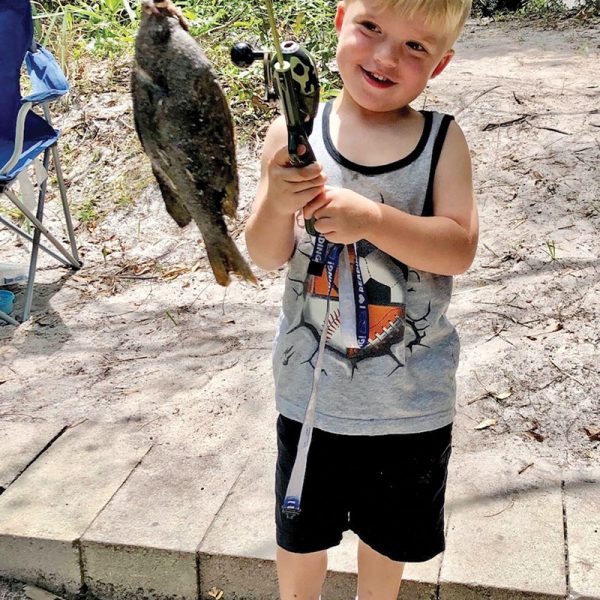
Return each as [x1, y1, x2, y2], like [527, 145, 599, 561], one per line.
[293, 174, 327, 191]
[313, 217, 334, 235]
[277, 165, 324, 183]
[271, 146, 322, 174]
[272, 145, 292, 166]
[272, 145, 309, 166]
[303, 190, 331, 219]
[297, 185, 326, 206]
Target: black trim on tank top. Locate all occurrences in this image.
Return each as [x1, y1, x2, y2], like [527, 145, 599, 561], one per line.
[322, 101, 433, 175]
[422, 114, 455, 217]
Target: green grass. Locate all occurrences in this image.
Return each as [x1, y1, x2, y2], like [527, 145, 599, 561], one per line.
[544, 240, 558, 261]
[33, 0, 339, 132]
[76, 198, 100, 225]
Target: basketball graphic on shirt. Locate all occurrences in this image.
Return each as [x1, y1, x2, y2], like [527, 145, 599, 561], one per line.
[302, 241, 406, 364]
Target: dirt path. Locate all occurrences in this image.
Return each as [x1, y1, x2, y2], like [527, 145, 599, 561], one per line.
[1, 19, 599, 471]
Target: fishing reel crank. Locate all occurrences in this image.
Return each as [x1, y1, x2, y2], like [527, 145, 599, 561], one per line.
[230, 42, 278, 103]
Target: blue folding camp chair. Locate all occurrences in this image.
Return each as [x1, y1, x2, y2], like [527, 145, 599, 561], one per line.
[0, 0, 81, 325]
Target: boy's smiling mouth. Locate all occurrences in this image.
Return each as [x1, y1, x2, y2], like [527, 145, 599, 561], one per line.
[360, 66, 396, 88]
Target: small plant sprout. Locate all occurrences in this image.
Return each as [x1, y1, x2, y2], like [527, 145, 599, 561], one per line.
[544, 239, 557, 261]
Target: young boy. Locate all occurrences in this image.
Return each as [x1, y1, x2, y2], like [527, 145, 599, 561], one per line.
[245, 0, 477, 598]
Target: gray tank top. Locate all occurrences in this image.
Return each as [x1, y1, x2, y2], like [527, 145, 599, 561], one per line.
[273, 102, 459, 435]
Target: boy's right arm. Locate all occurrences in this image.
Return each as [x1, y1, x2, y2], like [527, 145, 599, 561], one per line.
[244, 115, 327, 271]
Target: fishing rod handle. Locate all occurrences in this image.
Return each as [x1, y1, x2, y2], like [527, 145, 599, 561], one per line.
[288, 130, 318, 235]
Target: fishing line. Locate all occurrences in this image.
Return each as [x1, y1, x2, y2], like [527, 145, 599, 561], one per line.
[264, 0, 285, 68]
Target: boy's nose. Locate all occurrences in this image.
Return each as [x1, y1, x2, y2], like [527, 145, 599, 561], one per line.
[373, 43, 399, 69]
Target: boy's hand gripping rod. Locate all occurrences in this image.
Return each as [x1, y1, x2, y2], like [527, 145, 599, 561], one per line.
[231, 0, 320, 236]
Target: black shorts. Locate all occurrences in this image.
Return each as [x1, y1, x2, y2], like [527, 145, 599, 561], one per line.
[275, 414, 452, 563]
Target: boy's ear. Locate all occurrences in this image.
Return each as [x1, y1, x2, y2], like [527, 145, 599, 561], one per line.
[335, 2, 346, 35]
[430, 50, 455, 79]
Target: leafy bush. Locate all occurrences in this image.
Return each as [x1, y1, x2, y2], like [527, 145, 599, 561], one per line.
[522, 0, 567, 15]
[472, 0, 524, 16]
[474, 0, 600, 15]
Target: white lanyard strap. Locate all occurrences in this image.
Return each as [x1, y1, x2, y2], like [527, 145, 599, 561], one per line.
[338, 245, 359, 348]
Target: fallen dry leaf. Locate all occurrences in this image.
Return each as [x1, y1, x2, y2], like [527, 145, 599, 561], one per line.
[162, 265, 190, 281]
[525, 430, 545, 443]
[494, 390, 512, 401]
[475, 418, 497, 430]
[584, 426, 600, 442]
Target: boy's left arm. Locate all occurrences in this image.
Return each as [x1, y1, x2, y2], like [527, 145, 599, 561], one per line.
[304, 121, 478, 276]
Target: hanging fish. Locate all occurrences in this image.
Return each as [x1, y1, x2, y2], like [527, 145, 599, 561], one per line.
[131, 0, 256, 286]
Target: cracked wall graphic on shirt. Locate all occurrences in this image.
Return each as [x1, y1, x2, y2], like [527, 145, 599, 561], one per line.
[285, 238, 432, 377]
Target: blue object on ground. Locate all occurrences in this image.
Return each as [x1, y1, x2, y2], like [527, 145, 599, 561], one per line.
[0, 290, 15, 314]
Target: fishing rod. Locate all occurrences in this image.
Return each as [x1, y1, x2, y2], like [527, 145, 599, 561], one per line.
[231, 0, 320, 235]
[231, 1, 371, 520]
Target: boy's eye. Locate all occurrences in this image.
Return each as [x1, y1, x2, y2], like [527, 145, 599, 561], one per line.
[406, 41, 426, 52]
[360, 20, 381, 33]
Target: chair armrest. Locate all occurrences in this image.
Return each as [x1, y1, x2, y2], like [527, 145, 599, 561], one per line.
[22, 45, 69, 104]
[0, 102, 33, 175]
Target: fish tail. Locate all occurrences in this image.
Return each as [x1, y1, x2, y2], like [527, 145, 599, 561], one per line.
[204, 236, 257, 287]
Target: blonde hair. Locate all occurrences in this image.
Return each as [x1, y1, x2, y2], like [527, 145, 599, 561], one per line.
[345, 0, 472, 45]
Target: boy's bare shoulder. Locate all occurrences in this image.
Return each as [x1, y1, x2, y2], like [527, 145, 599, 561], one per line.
[432, 119, 476, 229]
[437, 119, 471, 174]
[444, 118, 469, 151]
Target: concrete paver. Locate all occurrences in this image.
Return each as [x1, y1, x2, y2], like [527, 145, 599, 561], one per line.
[199, 453, 441, 600]
[399, 551, 441, 600]
[198, 452, 280, 600]
[0, 422, 152, 597]
[0, 422, 66, 492]
[440, 450, 566, 599]
[81, 446, 246, 600]
[564, 471, 600, 600]
[327, 530, 441, 600]
[1, 420, 596, 600]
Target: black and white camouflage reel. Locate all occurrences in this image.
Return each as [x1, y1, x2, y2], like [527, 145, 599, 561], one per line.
[270, 41, 320, 136]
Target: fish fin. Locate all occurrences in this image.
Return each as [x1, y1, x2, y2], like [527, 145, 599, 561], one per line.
[221, 181, 237, 220]
[152, 166, 192, 227]
[132, 106, 145, 152]
[204, 235, 257, 287]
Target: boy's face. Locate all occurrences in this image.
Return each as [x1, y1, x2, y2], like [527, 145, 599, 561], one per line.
[334, 0, 455, 114]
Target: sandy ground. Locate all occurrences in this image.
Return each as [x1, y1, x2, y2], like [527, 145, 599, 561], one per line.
[0, 579, 28, 600]
[1, 19, 599, 481]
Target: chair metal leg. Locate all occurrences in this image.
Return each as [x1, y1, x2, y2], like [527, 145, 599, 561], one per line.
[0, 309, 19, 326]
[4, 188, 80, 268]
[21, 147, 51, 322]
[0, 213, 71, 266]
[21, 222, 42, 322]
[51, 143, 81, 266]
[44, 104, 81, 265]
